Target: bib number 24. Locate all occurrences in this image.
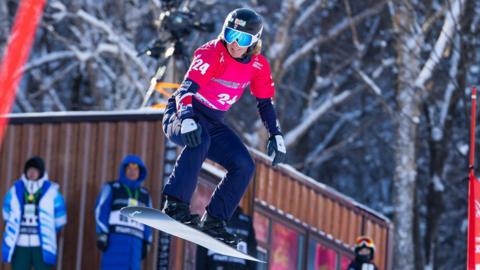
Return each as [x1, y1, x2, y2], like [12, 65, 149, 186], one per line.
[218, 94, 238, 105]
[191, 58, 210, 75]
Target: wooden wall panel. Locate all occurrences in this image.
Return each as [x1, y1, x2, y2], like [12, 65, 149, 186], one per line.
[62, 123, 81, 270]
[300, 185, 309, 222]
[265, 169, 275, 205]
[364, 220, 389, 270]
[254, 163, 267, 201]
[339, 205, 349, 244]
[275, 172, 285, 212]
[347, 211, 361, 245]
[330, 201, 340, 238]
[315, 194, 324, 231]
[324, 197, 333, 234]
[307, 189, 317, 228]
[287, 174, 296, 214]
[250, 152, 392, 269]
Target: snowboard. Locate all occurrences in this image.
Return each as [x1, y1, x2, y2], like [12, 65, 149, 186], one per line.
[120, 206, 265, 263]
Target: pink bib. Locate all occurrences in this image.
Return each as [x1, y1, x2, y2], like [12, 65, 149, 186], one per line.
[184, 39, 275, 112]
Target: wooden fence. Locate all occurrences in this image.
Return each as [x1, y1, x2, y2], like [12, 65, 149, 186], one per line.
[0, 111, 392, 269]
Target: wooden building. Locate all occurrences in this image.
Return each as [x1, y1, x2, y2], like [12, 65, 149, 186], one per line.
[0, 111, 392, 270]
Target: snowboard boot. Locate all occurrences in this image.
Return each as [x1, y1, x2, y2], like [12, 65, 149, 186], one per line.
[162, 196, 200, 227]
[198, 212, 240, 248]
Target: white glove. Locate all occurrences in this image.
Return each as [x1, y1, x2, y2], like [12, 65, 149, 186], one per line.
[181, 118, 202, 147]
[267, 135, 286, 166]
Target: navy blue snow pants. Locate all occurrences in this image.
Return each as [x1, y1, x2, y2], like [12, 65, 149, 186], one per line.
[162, 99, 255, 221]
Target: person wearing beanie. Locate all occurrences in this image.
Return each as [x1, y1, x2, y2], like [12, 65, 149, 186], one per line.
[347, 236, 379, 270]
[94, 155, 152, 270]
[2, 156, 67, 269]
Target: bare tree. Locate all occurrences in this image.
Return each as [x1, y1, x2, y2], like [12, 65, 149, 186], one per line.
[389, 0, 465, 268]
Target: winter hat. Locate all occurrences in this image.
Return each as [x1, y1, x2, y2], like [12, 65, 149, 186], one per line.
[24, 156, 45, 179]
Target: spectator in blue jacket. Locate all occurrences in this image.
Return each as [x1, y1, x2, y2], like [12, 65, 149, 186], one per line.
[95, 155, 152, 270]
[2, 156, 67, 270]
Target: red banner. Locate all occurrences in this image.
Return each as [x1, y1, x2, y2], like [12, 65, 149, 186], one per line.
[468, 87, 479, 270]
[0, 0, 47, 145]
[468, 174, 480, 269]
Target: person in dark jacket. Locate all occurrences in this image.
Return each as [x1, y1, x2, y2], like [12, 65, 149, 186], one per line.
[347, 236, 378, 270]
[94, 155, 152, 270]
[196, 207, 257, 270]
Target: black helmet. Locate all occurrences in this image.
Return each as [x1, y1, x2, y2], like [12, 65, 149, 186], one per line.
[222, 8, 263, 41]
[354, 236, 375, 262]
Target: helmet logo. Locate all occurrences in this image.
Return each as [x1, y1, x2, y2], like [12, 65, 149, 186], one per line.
[234, 18, 246, 28]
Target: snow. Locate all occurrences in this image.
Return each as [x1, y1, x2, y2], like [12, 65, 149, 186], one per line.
[293, 0, 307, 9]
[49, 1, 67, 22]
[412, 116, 420, 124]
[432, 175, 445, 192]
[461, 218, 468, 233]
[293, 0, 323, 30]
[282, 1, 386, 72]
[314, 76, 331, 89]
[22, 51, 76, 73]
[438, 35, 461, 131]
[74, 8, 148, 76]
[471, 65, 480, 74]
[457, 143, 469, 156]
[355, 68, 383, 95]
[415, 0, 465, 88]
[267, 43, 284, 59]
[284, 90, 352, 147]
[431, 126, 443, 141]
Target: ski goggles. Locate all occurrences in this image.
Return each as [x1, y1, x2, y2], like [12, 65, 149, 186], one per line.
[223, 27, 259, 48]
[355, 236, 375, 249]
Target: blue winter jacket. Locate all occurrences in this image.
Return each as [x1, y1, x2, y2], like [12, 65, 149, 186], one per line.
[95, 155, 152, 270]
[2, 174, 67, 265]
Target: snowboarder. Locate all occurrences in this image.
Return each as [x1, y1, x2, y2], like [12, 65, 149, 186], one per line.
[95, 155, 152, 270]
[347, 236, 379, 270]
[2, 156, 67, 270]
[162, 7, 286, 246]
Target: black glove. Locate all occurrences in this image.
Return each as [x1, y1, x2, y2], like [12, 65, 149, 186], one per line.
[267, 135, 286, 166]
[181, 118, 202, 147]
[142, 241, 150, 260]
[96, 233, 109, 251]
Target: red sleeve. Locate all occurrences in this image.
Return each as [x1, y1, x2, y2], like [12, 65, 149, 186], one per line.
[250, 55, 275, 99]
[183, 45, 220, 88]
